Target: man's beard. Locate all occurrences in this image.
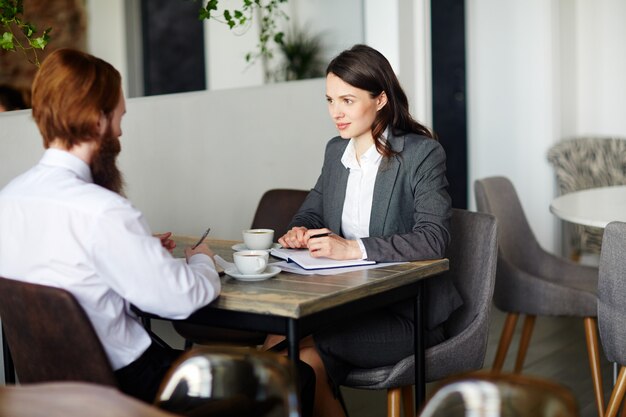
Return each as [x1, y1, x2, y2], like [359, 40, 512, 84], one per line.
[90, 128, 125, 196]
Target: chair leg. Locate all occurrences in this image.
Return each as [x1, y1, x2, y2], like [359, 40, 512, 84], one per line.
[387, 387, 402, 417]
[492, 313, 519, 372]
[401, 385, 415, 417]
[606, 366, 626, 417]
[584, 317, 605, 417]
[513, 315, 536, 373]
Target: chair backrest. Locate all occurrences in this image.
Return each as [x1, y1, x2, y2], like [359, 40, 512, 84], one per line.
[0, 277, 116, 386]
[474, 176, 543, 273]
[547, 137, 626, 195]
[251, 189, 309, 239]
[343, 209, 498, 387]
[443, 209, 498, 339]
[155, 347, 300, 417]
[426, 209, 497, 381]
[597, 221, 626, 365]
[420, 372, 580, 417]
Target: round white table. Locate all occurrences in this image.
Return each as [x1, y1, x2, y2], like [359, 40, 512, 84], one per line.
[550, 185, 626, 228]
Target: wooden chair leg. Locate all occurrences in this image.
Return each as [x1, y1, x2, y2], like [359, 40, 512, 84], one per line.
[492, 313, 519, 372]
[387, 387, 402, 417]
[513, 315, 536, 373]
[584, 317, 605, 417]
[606, 366, 626, 417]
[401, 385, 415, 417]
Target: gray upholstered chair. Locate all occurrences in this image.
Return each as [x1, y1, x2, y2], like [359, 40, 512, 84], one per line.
[474, 176, 603, 416]
[597, 221, 626, 417]
[342, 208, 498, 417]
[547, 137, 626, 257]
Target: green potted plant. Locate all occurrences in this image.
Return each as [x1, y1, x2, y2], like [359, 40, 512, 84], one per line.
[0, 0, 50, 67]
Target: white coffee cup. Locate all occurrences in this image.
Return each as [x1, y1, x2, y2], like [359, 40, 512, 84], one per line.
[233, 250, 269, 275]
[242, 228, 275, 250]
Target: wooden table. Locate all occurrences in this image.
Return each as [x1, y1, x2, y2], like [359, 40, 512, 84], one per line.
[0, 382, 179, 417]
[550, 185, 626, 228]
[165, 236, 448, 408]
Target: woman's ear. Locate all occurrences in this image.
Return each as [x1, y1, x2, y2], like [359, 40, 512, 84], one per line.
[376, 92, 388, 111]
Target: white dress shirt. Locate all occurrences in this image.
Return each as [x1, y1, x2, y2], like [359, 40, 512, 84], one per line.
[340, 139, 383, 259]
[0, 149, 221, 370]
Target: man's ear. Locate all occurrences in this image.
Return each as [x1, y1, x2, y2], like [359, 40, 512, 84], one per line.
[96, 112, 107, 137]
[376, 91, 388, 111]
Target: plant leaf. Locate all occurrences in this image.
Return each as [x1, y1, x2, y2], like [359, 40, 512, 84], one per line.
[0, 31, 14, 50]
[29, 34, 47, 49]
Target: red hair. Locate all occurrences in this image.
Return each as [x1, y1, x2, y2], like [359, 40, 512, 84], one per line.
[31, 48, 121, 149]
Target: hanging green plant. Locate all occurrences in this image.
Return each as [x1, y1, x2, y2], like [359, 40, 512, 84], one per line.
[0, 0, 51, 67]
[194, 0, 288, 63]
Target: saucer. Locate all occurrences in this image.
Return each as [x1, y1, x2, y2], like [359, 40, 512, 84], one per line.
[231, 242, 282, 252]
[224, 265, 281, 282]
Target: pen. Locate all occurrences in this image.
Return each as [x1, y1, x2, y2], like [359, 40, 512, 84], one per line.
[309, 232, 332, 239]
[192, 227, 211, 249]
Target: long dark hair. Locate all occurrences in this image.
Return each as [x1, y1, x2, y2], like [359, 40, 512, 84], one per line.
[326, 44, 434, 158]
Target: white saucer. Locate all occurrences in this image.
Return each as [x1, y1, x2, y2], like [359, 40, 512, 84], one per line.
[224, 265, 281, 282]
[231, 242, 282, 251]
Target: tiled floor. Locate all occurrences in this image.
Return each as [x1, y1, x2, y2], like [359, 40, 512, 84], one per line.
[0, 306, 613, 416]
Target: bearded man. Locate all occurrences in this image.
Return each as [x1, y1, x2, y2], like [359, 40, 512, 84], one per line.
[0, 49, 221, 402]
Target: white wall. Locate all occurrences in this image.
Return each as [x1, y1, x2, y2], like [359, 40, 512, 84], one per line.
[206, 0, 364, 90]
[85, 0, 128, 93]
[466, 0, 626, 253]
[0, 79, 335, 240]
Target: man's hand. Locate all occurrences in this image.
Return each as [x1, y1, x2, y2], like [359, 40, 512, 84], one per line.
[155, 232, 176, 253]
[185, 243, 215, 263]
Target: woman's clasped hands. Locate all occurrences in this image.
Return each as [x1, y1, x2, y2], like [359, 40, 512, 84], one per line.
[278, 227, 362, 260]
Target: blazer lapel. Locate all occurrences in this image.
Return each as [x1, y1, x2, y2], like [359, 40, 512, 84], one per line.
[370, 134, 405, 236]
[327, 143, 350, 234]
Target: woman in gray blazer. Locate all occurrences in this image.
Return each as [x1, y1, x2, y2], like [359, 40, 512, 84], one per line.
[271, 44, 462, 417]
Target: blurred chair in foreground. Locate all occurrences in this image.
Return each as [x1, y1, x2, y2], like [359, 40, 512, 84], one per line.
[343, 208, 498, 417]
[173, 189, 309, 348]
[155, 347, 300, 417]
[547, 137, 626, 259]
[597, 221, 626, 417]
[0, 277, 117, 386]
[420, 372, 579, 417]
[474, 176, 603, 417]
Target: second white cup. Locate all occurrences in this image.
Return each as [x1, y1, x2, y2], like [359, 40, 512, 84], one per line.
[233, 250, 269, 275]
[243, 228, 274, 250]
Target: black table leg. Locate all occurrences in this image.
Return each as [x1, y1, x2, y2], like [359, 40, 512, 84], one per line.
[2, 325, 16, 384]
[414, 281, 425, 410]
[287, 319, 300, 361]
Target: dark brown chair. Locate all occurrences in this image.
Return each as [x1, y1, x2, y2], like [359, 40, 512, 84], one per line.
[250, 189, 310, 239]
[174, 189, 309, 348]
[0, 276, 117, 386]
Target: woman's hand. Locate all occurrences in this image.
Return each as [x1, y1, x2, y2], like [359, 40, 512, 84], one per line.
[154, 232, 176, 253]
[305, 229, 362, 260]
[278, 226, 309, 248]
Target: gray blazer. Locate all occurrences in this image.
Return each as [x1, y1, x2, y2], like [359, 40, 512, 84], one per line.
[290, 132, 463, 329]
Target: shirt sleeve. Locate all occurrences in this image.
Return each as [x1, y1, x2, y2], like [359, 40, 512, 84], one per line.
[90, 199, 220, 319]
